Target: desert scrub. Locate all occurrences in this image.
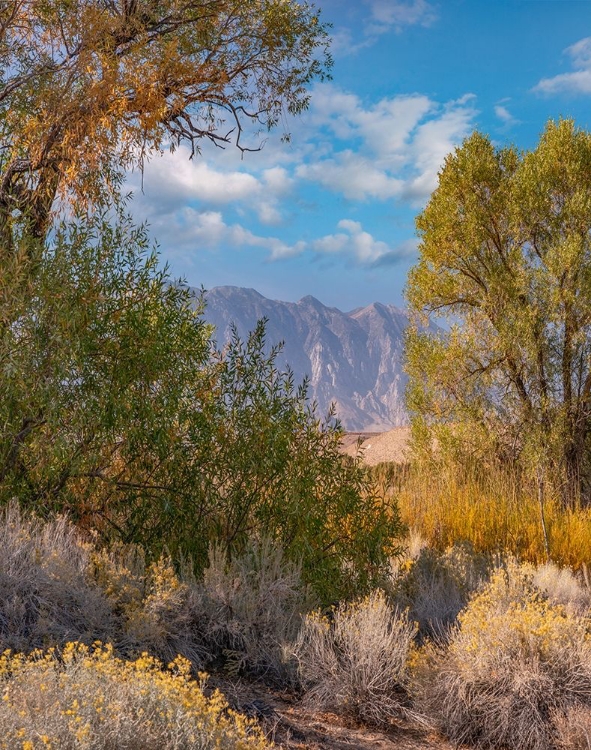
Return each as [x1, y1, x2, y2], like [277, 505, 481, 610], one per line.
[120, 555, 208, 668]
[0, 642, 270, 749]
[95, 537, 311, 680]
[553, 705, 591, 749]
[199, 540, 313, 682]
[413, 563, 591, 750]
[389, 541, 490, 639]
[294, 589, 416, 726]
[0, 503, 113, 652]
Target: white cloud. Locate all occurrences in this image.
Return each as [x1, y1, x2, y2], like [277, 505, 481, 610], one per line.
[153, 208, 411, 268]
[130, 146, 292, 225]
[174, 209, 306, 260]
[533, 37, 591, 95]
[495, 104, 515, 124]
[365, 0, 437, 33]
[297, 152, 404, 200]
[311, 220, 415, 266]
[299, 85, 477, 205]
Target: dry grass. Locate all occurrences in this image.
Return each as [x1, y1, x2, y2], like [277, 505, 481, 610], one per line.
[372, 462, 591, 570]
[389, 542, 490, 639]
[553, 705, 591, 749]
[294, 590, 416, 727]
[0, 642, 270, 749]
[533, 562, 591, 615]
[0, 504, 310, 681]
[0, 502, 114, 652]
[412, 562, 591, 750]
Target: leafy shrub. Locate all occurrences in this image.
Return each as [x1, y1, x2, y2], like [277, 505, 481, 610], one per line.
[413, 563, 591, 750]
[0, 642, 270, 749]
[294, 590, 416, 726]
[0, 214, 402, 602]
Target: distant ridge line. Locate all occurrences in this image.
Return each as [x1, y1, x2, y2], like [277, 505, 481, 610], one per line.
[199, 285, 411, 432]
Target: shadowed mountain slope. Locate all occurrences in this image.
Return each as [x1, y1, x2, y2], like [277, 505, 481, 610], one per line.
[201, 286, 411, 431]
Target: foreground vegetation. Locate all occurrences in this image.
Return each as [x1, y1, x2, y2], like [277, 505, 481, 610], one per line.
[2, 502, 591, 750]
[2, 1, 591, 747]
[0, 644, 268, 750]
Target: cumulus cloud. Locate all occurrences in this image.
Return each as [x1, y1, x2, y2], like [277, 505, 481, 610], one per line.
[151, 207, 409, 269]
[311, 220, 415, 266]
[173, 209, 306, 260]
[297, 152, 404, 200]
[533, 37, 591, 95]
[299, 85, 477, 205]
[365, 0, 437, 33]
[129, 146, 292, 225]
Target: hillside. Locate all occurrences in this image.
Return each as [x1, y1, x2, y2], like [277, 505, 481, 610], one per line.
[201, 286, 411, 432]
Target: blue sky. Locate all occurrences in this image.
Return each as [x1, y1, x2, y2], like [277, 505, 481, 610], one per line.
[127, 0, 591, 310]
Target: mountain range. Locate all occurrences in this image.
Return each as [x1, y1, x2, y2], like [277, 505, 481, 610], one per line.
[200, 286, 412, 432]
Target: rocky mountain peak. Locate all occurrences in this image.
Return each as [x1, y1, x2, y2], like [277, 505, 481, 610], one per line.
[201, 286, 411, 431]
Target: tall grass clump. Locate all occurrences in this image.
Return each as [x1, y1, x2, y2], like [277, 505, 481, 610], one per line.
[198, 540, 312, 682]
[413, 563, 591, 750]
[372, 461, 591, 570]
[0, 642, 270, 749]
[389, 541, 490, 639]
[294, 590, 416, 727]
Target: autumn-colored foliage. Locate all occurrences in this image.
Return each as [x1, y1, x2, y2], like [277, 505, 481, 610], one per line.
[0, 0, 331, 245]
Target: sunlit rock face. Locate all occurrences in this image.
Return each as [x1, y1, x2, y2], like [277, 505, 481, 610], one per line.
[200, 286, 411, 431]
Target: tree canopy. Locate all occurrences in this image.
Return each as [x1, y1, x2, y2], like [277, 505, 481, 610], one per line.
[0, 0, 402, 600]
[406, 119, 591, 506]
[0, 0, 330, 246]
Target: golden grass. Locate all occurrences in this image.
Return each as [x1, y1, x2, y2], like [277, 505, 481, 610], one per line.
[371, 463, 591, 570]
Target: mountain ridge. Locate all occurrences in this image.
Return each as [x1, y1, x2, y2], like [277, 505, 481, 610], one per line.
[199, 286, 411, 431]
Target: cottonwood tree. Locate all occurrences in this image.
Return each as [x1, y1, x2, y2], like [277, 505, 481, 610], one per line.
[406, 120, 591, 506]
[0, 0, 330, 250]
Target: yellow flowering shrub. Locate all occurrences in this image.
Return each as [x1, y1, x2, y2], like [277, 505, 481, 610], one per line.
[412, 563, 591, 750]
[0, 642, 270, 749]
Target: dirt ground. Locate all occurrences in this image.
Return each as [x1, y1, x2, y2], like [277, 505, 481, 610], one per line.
[340, 427, 411, 466]
[214, 678, 454, 750]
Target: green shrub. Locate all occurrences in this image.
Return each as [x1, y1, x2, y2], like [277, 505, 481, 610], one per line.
[0, 214, 402, 602]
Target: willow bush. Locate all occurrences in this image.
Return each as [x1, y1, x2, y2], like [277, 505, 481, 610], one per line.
[0, 213, 401, 601]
